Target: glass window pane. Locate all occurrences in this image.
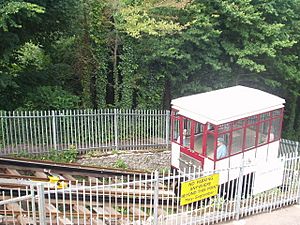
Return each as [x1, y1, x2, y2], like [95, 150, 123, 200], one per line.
[245, 125, 256, 149]
[183, 118, 191, 147]
[172, 119, 180, 142]
[271, 118, 281, 141]
[216, 134, 229, 159]
[247, 115, 258, 125]
[232, 129, 244, 154]
[193, 122, 204, 154]
[171, 110, 180, 142]
[206, 134, 216, 158]
[195, 122, 204, 134]
[272, 109, 282, 117]
[183, 118, 191, 136]
[218, 123, 231, 133]
[260, 112, 270, 121]
[233, 120, 245, 129]
[258, 121, 270, 145]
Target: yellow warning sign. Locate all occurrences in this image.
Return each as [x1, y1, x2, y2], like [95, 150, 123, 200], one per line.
[180, 173, 219, 206]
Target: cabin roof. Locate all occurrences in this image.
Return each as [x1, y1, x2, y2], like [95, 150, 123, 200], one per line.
[171, 85, 285, 125]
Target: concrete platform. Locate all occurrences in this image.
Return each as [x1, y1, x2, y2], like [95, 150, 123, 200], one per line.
[220, 205, 300, 225]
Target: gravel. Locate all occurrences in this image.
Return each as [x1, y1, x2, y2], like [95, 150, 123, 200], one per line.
[77, 149, 171, 172]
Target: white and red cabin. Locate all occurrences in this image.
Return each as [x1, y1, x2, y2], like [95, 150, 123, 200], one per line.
[171, 86, 285, 182]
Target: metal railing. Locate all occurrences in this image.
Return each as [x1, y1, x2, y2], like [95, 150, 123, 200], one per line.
[1, 154, 300, 225]
[0, 109, 170, 156]
[279, 139, 300, 156]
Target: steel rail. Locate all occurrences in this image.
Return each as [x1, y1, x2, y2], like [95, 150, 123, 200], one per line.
[0, 157, 149, 178]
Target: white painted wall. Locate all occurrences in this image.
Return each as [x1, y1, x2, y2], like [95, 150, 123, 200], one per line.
[171, 143, 180, 169]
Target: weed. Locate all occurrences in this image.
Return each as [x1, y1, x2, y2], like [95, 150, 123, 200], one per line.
[112, 149, 119, 155]
[159, 167, 170, 174]
[114, 159, 128, 169]
[14, 145, 78, 163]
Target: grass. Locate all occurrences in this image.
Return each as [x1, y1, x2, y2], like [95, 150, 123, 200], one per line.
[13, 145, 79, 163]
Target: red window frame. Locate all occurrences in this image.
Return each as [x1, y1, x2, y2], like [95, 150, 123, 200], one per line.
[214, 108, 284, 161]
[170, 109, 180, 143]
[171, 108, 284, 163]
[170, 112, 206, 165]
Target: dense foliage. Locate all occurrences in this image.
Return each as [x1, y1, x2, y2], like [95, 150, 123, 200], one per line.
[1, 0, 300, 140]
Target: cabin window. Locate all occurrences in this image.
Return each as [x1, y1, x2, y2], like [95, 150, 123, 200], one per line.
[233, 120, 245, 129]
[272, 109, 281, 117]
[171, 113, 206, 155]
[270, 117, 281, 141]
[218, 122, 231, 133]
[171, 110, 180, 142]
[232, 129, 244, 154]
[193, 122, 204, 153]
[171, 108, 283, 161]
[179, 118, 206, 154]
[206, 125, 216, 158]
[214, 108, 283, 159]
[182, 118, 192, 147]
[261, 112, 271, 120]
[258, 121, 270, 145]
[245, 125, 256, 149]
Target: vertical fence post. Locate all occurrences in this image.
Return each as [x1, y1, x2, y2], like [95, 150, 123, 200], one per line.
[30, 185, 37, 225]
[153, 170, 160, 225]
[114, 109, 118, 150]
[51, 110, 57, 150]
[235, 161, 244, 220]
[297, 184, 300, 205]
[37, 183, 46, 225]
[0, 111, 4, 156]
[165, 110, 170, 149]
[297, 156, 300, 205]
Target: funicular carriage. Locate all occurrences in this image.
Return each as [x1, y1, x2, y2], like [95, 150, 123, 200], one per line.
[170, 86, 285, 196]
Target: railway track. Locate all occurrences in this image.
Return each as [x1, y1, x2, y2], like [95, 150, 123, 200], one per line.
[0, 157, 179, 225]
[0, 157, 148, 179]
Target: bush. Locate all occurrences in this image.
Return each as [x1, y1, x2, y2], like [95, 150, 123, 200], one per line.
[20, 86, 80, 110]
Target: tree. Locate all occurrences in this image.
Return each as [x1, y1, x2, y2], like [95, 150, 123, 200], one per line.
[0, 1, 44, 109]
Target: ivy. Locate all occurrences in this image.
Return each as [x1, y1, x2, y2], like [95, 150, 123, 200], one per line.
[118, 37, 138, 108]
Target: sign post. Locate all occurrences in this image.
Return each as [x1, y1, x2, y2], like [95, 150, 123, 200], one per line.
[180, 174, 219, 206]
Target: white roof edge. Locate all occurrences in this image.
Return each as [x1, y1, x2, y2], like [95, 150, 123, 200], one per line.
[171, 86, 285, 125]
[172, 106, 213, 124]
[173, 104, 284, 125]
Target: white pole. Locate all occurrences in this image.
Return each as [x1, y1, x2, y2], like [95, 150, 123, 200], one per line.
[153, 170, 160, 225]
[37, 183, 46, 225]
[166, 110, 170, 149]
[52, 110, 57, 150]
[235, 160, 245, 220]
[114, 108, 118, 150]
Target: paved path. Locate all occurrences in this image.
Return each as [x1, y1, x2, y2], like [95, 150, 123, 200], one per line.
[219, 205, 300, 225]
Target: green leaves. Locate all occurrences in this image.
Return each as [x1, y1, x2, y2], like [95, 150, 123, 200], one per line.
[219, 0, 262, 25]
[0, 0, 300, 139]
[115, 2, 186, 38]
[16, 41, 50, 71]
[0, 1, 44, 31]
[21, 86, 80, 110]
